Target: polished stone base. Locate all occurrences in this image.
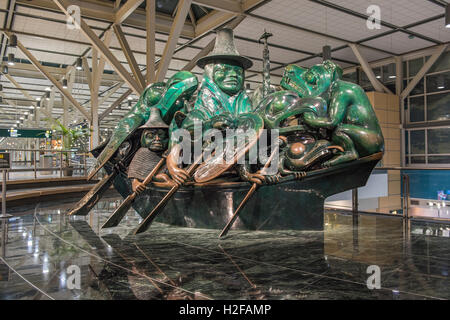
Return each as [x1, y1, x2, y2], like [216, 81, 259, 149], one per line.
[0, 196, 449, 300]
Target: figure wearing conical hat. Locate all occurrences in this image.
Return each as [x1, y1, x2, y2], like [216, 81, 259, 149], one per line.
[127, 107, 171, 194]
[179, 28, 254, 130]
[167, 28, 255, 185]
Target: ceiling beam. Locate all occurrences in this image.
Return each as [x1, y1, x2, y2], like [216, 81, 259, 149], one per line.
[115, 0, 145, 24]
[99, 89, 131, 121]
[349, 44, 393, 94]
[0, 0, 16, 59]
[155, 0, 192, 82]
[192, 0, 242, 14]
[146, 0, 156, 83]
[401, 44, 448, 99]
[2, 31, 92, 121]
[113, 24, 146, 88]
[16, 0, 195, 38]
[52, 0, 144, 95]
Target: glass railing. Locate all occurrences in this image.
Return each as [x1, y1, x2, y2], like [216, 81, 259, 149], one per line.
[325, 167, 450, 222]
[0, 148, 90, 180]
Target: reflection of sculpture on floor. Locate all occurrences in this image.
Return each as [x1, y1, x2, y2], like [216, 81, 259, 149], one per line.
[69, 28, 384, 235]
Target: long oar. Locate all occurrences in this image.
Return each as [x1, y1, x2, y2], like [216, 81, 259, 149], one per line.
[101, 157, 165, 228]
[68, 169, 118, 216]
[219, 144, 280, 238]
[133, 153, 204, 235]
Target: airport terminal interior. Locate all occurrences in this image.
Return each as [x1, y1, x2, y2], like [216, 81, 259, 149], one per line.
[0, 0, 449, 300]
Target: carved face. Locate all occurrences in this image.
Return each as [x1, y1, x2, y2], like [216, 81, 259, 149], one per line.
[280, 61, 342, 98]
[141, 128, 169, 152]
[213, 63, 244, 96]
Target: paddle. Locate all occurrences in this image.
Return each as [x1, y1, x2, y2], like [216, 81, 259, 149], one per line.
[101, 157, 166, 228]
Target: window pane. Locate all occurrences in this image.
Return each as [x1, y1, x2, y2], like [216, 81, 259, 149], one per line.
[383, 63, 396, 83]
[428, 156, 450, 164]
[426, 71, 450, 93]
[409, 57, 424, 77]
[427, 128, 450, 154]
[409, 96, 425, 122]
[429, 51, 450, 73]
[343, 72, 356, 83]
[361, 70, 371, 87]
[410, 130, 425, 154]
[405, 131, 409, 155]
[410, 78, 424, 95]
[426, 93, 450, 121]
[411, 156, 425, 163]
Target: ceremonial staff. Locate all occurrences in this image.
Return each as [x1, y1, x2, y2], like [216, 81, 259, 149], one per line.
[259, 30, 273, 98]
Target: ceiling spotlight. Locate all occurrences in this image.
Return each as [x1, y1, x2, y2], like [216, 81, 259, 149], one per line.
[45, 86, 51, 91]
[388, 63, 396, 79]
[16, 120, 20, 123]
[437, 75, 445, 90]
[7, 53, 15, 66]
[9, 34, 17, 48]
[19, 116, 24, 120]
[62, 79, 68, 89]
[446, 4, 450, 28]
[36, 97, 41, 101]
[128, 96, 133, 100]
[76, 57, 83, 70]
[2, 65, 8, 74]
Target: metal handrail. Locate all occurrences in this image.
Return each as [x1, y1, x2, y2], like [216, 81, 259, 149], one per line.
[0, 148, 90, 180]
[375, 166, 450, 170]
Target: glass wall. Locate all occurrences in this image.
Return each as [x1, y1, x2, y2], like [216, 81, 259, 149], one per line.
[404, 51, 450, 167]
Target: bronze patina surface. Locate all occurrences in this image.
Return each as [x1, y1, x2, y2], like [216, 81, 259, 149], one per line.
[71, 28, 384, 235]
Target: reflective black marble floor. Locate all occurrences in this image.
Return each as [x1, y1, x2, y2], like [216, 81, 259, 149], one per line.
[0, 196, 449, 300]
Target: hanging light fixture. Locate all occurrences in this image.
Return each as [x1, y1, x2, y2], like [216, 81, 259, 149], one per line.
[76, 57, 83, 70]
[7, 53, 15, 66]
[62, 79, 68, 89]
[0, 84, 2, 91]
[446, 4, 450, 28]
[2, 65, 8, 74]
[437, 75, 445, 90]
[0, 96, 2, 103]
[322, 45, 332, 61]
[45, 91, 50, 100]
[388, 63, 396, 79]
[9, 34, 17, 48]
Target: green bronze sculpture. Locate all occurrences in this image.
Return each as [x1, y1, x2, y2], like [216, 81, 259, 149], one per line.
[280, 61, 384, 167]
[69, 28, 384, 236]
[127, 107, 170, 194]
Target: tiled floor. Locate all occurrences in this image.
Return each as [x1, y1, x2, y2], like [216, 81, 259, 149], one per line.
[0, 196, 448, 300]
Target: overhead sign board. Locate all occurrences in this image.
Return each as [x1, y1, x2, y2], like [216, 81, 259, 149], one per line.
[0, 128, 52, 139]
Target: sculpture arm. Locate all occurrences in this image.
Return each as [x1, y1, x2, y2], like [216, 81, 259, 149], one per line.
[302, 88, 352, 130]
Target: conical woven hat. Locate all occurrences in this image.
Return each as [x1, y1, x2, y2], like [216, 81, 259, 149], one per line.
[196, 28, 253, 70]
[139, 107, 169, 130]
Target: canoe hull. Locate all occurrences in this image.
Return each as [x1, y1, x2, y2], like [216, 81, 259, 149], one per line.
[110, 153, 382, 231]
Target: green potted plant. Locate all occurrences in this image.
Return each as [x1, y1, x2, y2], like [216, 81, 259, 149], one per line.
[52, 120, 89, 176]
